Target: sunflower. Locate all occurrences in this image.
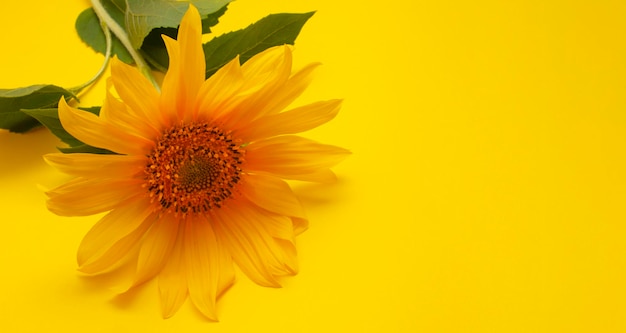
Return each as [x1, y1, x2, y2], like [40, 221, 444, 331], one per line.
[45, 5, 348, 320]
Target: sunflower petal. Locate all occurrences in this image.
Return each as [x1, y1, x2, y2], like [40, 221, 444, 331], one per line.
[128, 213, 180, 289]
[239, 174, 306, 220]
[218, 46, 293, 129]
[256, 211, 297, 242]
[237, 99, 342, 142]
[108, 60, 164, 135]
[98, 80, 155, 139]
[233, 198, 300, 273]
[160, 5, 205, 123]
[44, 153, 145, 178]
[194, 56, 245, 121]
[274, 238, 299, 274]
[240, 45, 292, 87]
[256, 62, 321, 117]
[265, 62, 321, 114]
[46, 177, 144, 216]
[77, 197, 154, 274]
[214, 202, 295, 287]
[158, 221, 188, 319]
[184, 216, 220, 320]
[246, 135, 351, 182]
[58, 98, 154, 155]
[292, 217, 309, 235]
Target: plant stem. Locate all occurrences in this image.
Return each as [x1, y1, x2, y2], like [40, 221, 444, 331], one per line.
[69, 18, 112, 95]
[89, 0, 161, 92]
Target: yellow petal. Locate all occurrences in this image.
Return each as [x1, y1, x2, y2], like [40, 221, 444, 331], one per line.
[237, 99, 342, 142]
[245, 135, 351, 182]
[46, 177, 144, 216]
[184, 216, 220, 321]
[231, 197, 300, 274]
[109, 58, 164, 134]
[158, 221, 188, 319]
[58, 98, 154, 155]
[213, 201, 295, 287]
[250, 62, 321, 118]
[256, 212, 297, 243]
[239, 174, 306, 220]
[99, 80, 154, 139]
[237, 194, 300, 243]
[217, 45, 293, 129]
[77, 197, 154, 274]
[240, 45, 292, 85]
[44, 153, 145, 178]
[194, 56, 245, 121]
[292, 217, 309, 235]
[127, 213, 180, 289]
[160, 5, 205, 123]
[273, 238, 299, 275]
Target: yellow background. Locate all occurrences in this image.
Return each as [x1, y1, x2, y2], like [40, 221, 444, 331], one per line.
[1, 0, 626, 331]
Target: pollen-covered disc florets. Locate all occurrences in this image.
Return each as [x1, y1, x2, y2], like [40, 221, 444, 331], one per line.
[145, 122, 245, 215]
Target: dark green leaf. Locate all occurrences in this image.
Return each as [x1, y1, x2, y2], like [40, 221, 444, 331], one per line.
[201, 4, 229, 34]
[203, 12, 315, 78]
[58, 145, 114, 154]
[0, 85, 74, 133]
[21, 107, 113, 154]
[139, 27, 178, 71]
[75, 7, 134, 64]
[21, 108, 82, 147]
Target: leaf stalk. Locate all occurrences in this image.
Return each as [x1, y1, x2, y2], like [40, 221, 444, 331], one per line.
[69, 18, 112, 95]
[89, 0, 161, 91]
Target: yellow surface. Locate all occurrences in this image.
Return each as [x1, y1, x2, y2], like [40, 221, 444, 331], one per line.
[2, 0, 626, 332]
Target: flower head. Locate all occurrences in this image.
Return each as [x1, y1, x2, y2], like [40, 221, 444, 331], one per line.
[45, 5, 348, 320]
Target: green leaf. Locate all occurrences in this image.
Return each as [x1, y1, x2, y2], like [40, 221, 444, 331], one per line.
[125, 0, 231, 49]
[0, 85, 74, 133]
[76, 8, 134, 64]
[203, 12, 315, 78]
[21, 107, 114, 154]
[200, 3, 229, 34]
[76, 1, 230, 68]
[21, 108, 83, 147]
[139, 27, 177, 71]
[58, 145, 114, 154]
[110, 11, 314, 79]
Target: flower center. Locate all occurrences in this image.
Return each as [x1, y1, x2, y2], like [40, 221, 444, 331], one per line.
[144, 123, 244, 215]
